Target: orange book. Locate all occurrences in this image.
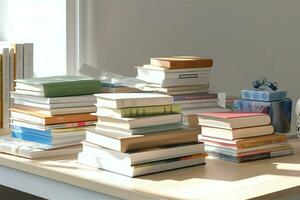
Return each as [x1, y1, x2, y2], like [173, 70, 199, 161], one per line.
[150, 56, 213, 69]
[10, 108, 97, 125]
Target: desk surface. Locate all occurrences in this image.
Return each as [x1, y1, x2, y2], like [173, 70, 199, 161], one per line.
[0, 129, 300, 200]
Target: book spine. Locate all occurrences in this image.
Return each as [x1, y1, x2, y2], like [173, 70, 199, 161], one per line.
[173, 93, 218, 101]
[14, 44, 24, 79]
[23, 43, 34, 78]
[241, 90, 287, 101]
[2, 48, 10, 128]
[11, 130, 52, 145]
[120, 105, 181, 118]
[237, 138, 287, 149]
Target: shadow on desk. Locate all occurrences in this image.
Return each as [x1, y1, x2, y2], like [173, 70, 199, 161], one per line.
[0, 185, 45, 200]
[252, 185, 300, 200]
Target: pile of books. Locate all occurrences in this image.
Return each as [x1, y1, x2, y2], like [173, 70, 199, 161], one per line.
[198, 112, 293, 162]
[101, 82, 141, 93]
[135, 56, 228, 129]
[2, 76, 101, 159]
[78, 93, 207, 177]
[0, 42, 34, 128]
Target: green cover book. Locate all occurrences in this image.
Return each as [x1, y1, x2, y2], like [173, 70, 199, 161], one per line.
[15, 75, 101, 97]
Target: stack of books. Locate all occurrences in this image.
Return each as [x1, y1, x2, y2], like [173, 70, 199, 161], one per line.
[4, 76, 101, 159]
[0, 42, 34, 128]
[101, 82, 141, 93]
[198, 112, 293, 162]
[78, 93, 207, 177]
[135, 56, 228, 129]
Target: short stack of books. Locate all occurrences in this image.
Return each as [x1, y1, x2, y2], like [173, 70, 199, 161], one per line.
[78, 93, 207, 177]
[135, 56, 228, 129]
[198, 112, 293, 162]
[4, 76, 101, 159]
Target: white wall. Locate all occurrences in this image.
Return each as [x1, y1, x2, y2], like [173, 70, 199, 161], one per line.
[90, 0, 300, 126]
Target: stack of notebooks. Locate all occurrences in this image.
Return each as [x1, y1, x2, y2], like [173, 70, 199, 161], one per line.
[135, 56, 228, 129]
[78, 93, 207, 177]
[198, 112, 293, 162]
[2, 76, 101, 159]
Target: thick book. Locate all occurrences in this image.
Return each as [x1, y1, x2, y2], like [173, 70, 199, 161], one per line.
[199, 134, 288, 149]
[11, 130, 85, 146]
[208, 148, 293, 163]
[10, 43, 24, 79]
[85, 127, 198, 152]
[241, 89, 287, 102]
[78, 152, 206, 177]
[233, 98, 292, 133]
[23, 43, 34, 78]
[0, 136, 82, 159]
[143, 84, 209, 94]
[10, 108, 97, 125]
[97, 114, 182, 129]
[82, 141, 205, 165]
[201, 125, 274, 140]
[10, 92, 96, 104]
[95, 93, 173, 109]
[15, 75, 101, 97]
[95, 104, 181, 118]
[95, 123, 185, 135]
[173, 93, 218, 102]
[13, 104, 96, 115]
[150, 56, 213, 69]
[198, 112, 271, 129]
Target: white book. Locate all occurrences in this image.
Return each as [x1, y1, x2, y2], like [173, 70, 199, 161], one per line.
[179, 101, 219, 109]
[23, 43, 34, 78]
[95, 93, 173, 109]
[78, 152, 206, 177]
[0, 136, 82, 159]
[14, 43, 24, 79]
[97, 114, 182, 129]
[2, 48, 10, 128]
[13, 99, 95, 109]
[82, 141, 205, 165]
[181, 107, 230, 116]
[10, 92, 96, 104]
[142, 65, 211, 72]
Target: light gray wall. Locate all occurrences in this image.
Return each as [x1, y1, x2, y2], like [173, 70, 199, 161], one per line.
[92, 0, 300, 128]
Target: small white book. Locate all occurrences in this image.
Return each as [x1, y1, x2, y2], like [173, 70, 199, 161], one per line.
[13, 99, 95, 109]
[95, 93, 173, 108]
[0, 136, 82, 159]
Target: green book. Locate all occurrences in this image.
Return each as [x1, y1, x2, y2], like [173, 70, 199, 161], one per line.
[97, 104, 181, 118]
[15, 75, 101, 97]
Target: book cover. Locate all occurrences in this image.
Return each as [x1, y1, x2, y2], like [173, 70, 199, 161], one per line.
[241, 89, 287, 101]
[150, 56, 213, 69]
[15, 75, 101, 97]
[233, 98, 292, 133]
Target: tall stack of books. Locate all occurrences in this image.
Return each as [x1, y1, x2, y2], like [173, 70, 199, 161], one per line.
[78, 93, 207, 177]
[198, 112, 293, 162]
[0, 42, 34, 128]
[3, 76, 101, 159]
[135, 56, 228, 129]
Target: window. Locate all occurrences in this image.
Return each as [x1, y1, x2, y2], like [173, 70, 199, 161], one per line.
[1, 0, 67, 77]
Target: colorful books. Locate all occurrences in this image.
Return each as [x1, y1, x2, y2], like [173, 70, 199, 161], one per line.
[241, 89, 287, 102]
[15, 75, 101, 97]
[150, 56, 213, 69]
[95, 93, 173, 108]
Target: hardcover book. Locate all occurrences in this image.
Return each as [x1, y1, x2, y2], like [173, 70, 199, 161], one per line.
[241, 89, 287, 101]
[233, 98, 292, 133]
[150, 56, 213, 69]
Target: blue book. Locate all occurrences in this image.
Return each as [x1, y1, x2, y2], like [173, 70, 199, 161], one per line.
[12, 130, 53, 145]
[12, 125, 56, 138]
[241, 89, 287, 101]
[233, 98, 292, 133]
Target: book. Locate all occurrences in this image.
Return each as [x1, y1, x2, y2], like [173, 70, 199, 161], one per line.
[142, 65, 212, 72]
[143, 84, 209, 93]
[173, 93, 218, 102]
[86, 127, 198, 152]
[97, 114, 182, 129]
[164, 89, 210, 96]
[181, 107, 230, 116]
[198, 112, 271, 129]
[0, 136, 82, 159]
[12, 130, 85, 146]
[95, 123, 186, 135]
[11, 119, 95, 131]
[176, 101, 218, 109]
[95, 93, 173, 109]
[78, 152, 206, 177]
[233, 98, 292, 133]
[201, 125, 274, 140]
[13, 104, 96, 115]
[15, 75, 101, 97]
[82, 141, 205, 165]
[23, 43, 34, 78]
[11, 43, 24, 79]
[12, 125, 86, 138]
[101, 86, 141, 93]
[10, 92, 96, 104]
[10, 108, 97, 125]
[14, 99, 96, 109]
[199, 134, 288, 149]
[208, 148, 293, 163]
[150, 56, 213, 69]
[241, 89, 287, 102]
[95, 104, 181, 118]
[2, 48, 10, 128]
